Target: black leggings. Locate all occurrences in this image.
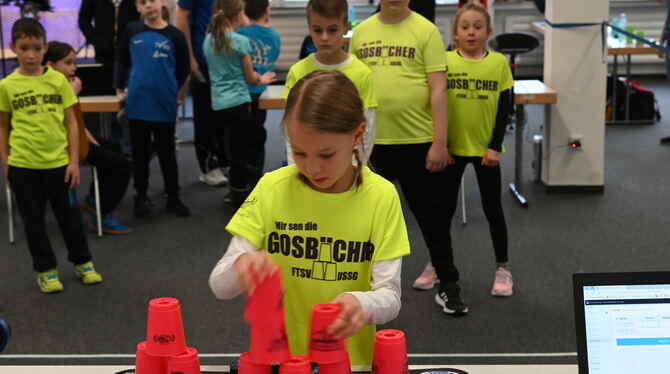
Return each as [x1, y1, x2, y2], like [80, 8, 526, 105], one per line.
[442, 155, 509, 264]
[370, 143, 460, 284]
[128, 119, 179, 199]
[85, 138, 132, 215]
[214, 103, 254, 191]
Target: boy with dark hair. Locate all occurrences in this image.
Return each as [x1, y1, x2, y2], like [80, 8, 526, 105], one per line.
[114, 0, 191, 218]
[0, 18, 103, 293]
[236, 0, 281, 186]
[283, 0, 377, 165]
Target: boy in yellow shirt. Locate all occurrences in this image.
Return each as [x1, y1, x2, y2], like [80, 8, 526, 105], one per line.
[0, 18, 102, 293]
[283, 0, 377, 164]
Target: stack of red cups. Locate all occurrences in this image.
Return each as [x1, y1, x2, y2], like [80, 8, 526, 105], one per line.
[308, 303, 351, 374]
[278, 355, 312, 374]
[242, 269, 291, 372]
[135, 297, 201, 374]
[371, 329, 409, 374]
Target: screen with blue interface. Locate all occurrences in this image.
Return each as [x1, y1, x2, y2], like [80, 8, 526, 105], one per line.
[583, 284, 670, 373]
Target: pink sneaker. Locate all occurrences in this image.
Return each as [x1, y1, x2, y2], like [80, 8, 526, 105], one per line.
[413, 262, 439, 290]
[491, 267, 513, 297]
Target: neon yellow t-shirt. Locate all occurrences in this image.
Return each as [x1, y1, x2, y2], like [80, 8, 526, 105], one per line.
[226, 165, 410, 366]
[349, 12, 446, 145]
[446, 51, 514, 157]
[282, 53, 377, 109]
[0, 67, 78, 169]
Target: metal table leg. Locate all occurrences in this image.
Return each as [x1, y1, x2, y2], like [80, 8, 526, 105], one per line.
[509, 103, 528, 208]
[611, 54, 618, 121]
[624, 53, 631, 122]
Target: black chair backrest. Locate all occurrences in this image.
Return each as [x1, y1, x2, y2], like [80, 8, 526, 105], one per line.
[77, 63, 116, 96]
[299, 35, 317, 60]
[489, 33, 540, 55]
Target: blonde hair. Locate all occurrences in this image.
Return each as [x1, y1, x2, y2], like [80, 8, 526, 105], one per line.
[283, 70, 366, 187]
[210, 0, 244, 54]
[452, 1, 491, 39]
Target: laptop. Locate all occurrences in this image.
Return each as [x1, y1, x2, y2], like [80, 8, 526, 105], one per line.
[573, 271, 670, 374]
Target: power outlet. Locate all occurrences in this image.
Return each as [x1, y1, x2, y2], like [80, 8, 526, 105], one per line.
[569, 135, 583, 144]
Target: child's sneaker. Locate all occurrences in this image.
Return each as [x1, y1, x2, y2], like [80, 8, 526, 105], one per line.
[413, 262, 440, 290]
[166, 197, 191, 217]
[199, 168, 228, 186]
[134, 195, 153, 217]
[80, 195, 96, 215]
[491, 267, 513, 297]
[88, 214, 132, 234]
[37, 269, 64, 294]
[74, 261, 103, 285]
[435, 282, 468, 315]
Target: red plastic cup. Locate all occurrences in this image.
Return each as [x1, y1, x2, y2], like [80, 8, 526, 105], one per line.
[248, 318, 291, 364]
[167, 347, 201, 374]
[244, 270, 291, 364]
[308, 303, 348, 364]
[371, 329, 409, 374]
[239, 351, 271, 374]
[244, 270, 285, 324]
[135, 341, 168, 374]
[317, 354, 351, 374]
[278, 355, 312, 374]
[145, 297, 187, 357]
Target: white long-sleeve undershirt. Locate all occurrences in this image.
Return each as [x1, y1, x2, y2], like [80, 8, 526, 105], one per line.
[208, 235, 402, 325]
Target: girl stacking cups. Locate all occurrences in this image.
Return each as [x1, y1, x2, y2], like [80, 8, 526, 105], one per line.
[209, 70, 411, 366]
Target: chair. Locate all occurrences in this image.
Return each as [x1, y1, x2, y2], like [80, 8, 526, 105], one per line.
[488, 33, 540, 127]
[488, 33, 540, 79]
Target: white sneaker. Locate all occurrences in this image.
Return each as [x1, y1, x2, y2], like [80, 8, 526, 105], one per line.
[199, 168, 228, 186]
[491, 267, 513, 297]
[413, 262, 440, 290]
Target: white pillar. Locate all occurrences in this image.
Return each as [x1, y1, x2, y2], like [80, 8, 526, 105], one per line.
[542, 0, 608, 191]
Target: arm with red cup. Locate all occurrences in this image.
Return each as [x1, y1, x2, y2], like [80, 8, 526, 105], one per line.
[210, 236, 403, 337]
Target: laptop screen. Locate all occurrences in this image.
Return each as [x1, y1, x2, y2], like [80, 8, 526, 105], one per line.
[574, 272, 670, 374]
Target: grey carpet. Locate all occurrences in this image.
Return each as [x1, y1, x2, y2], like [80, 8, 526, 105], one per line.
[1, 77, 670, 366]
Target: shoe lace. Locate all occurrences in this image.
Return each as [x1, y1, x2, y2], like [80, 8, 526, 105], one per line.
[495, 269, 511, 284]
[420, 263, 436, 278]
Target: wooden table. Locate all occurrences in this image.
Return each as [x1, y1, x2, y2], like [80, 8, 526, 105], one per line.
[530, 20, 657, 124]
[607, 40, 658, 124]
[512, 80, 557, 207]
[259, 85, 286, 110]
[79, 95, 120, 113]
[259, 81, 557, 208]
[78, 95, 121, 139]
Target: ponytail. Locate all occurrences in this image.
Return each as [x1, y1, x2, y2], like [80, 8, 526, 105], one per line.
[210, 0, 244, 55]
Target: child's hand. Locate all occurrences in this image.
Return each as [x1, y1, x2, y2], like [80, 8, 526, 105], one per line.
[233, 251, 279, 295]
[446, 148, 455, 166]
[64, 162, 80, 189]
[327, 293, 365, 339]
[115, 89, 127, 102]
[70, 76, 83, 95]
[259, 71, 277, 86]
[425, 142, 449, 172]
[481, 149, 500, 167]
